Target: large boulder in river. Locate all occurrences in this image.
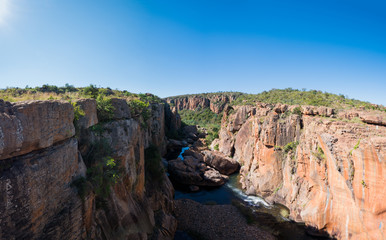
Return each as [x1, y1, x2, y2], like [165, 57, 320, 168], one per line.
[202, 150, 240, 175]
[168, 157, 228, 186]
[182, 149, 204, 161]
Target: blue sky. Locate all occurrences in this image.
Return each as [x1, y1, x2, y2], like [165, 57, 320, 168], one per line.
[0, 0, 385, 104]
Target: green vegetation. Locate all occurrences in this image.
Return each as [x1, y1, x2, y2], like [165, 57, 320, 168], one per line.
[214, 144, 219, 151]
[292, 107, 302, 115]
[144, 145, 165, 183]
[205, 127, 219, 146]
[229, 88, 384, 110]
[179, 109, 222, 145]
[96, 95, 115, 122]
[273, 183, 283, 194]
[0, 84, 162, 104]
[128, 98, 150, 121]
[349, 139, 361, 156]
[73, 138, 121, 207]
[179, 109, 222, 127]
[353, 140, 361, 150]
[1, 85, 384, 111]
[361, 180, 368, 188]
[283, 141, 299, 153]
[313, 146, 326, 162]
[167, 91, 243, 100]
[71, 101, 85, 130]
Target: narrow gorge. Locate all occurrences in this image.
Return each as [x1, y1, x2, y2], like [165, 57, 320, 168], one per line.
[0, 89, 385, 240]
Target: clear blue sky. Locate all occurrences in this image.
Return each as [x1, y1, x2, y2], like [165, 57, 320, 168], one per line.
[0, 0, 385, 105]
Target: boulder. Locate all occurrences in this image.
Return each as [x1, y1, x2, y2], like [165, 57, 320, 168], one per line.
[202, 150, 239, 175]
[168, 158, 228, 186]
[110, 98, 131, 119]
[360, 112, 386, 126]
[182, 149, 204, 161]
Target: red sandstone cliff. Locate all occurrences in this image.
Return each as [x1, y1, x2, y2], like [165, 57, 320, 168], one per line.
[218, 103, 386, 240]
[165, 94, 239, 114]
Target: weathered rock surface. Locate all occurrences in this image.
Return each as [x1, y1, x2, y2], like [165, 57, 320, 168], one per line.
[0, 100, 75, 160]
[0, 99, 180, 240]
[168, 157, 228, 186]
[218, 104, 386, 240]
[110, 98, 131, 120]
[0, 138, 85, 240]
[202, 150, 239, 175]
[75, 98, 98, 129]
[165, 94, 238, 114]
[174, 199, 275, 240]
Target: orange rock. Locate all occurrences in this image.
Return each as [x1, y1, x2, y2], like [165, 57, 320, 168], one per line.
[219, 105, 386, 239]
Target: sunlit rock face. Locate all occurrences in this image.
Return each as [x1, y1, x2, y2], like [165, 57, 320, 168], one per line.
[218, 104, 386, 240]
[165, 94, 238, 114]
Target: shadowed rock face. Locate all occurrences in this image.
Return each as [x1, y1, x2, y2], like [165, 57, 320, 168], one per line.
[0, 99, 179, 240]
[0, 138, 85, 240]
[218, 104, 386, 240]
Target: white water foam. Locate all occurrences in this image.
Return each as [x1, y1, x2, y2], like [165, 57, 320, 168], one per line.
[225, 182, 271, 208]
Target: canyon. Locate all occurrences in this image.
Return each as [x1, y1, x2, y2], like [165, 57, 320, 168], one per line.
[167, 94, 386, 240]
[0, 98, 178, 240]
[0, 91, 385, 240]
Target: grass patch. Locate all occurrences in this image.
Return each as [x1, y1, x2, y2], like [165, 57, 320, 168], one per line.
[313, 146, 325, 162]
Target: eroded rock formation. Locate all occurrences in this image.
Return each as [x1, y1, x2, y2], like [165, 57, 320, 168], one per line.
[0, 99, 180, 240]
[165, 94, 238, 114]
[217, 104, 386, 240]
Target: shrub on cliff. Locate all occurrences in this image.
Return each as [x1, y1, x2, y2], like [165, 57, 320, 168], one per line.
[71, 102, 85, 132]
[128, 98, 151, 122]
[283, 141, 299, 153]
[96, 95, 115, 122]
[78, 139, 121, 207]
[83, 84, 99, 99]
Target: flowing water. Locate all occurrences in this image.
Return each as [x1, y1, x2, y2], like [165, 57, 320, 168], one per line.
[173, 147, 332, 240]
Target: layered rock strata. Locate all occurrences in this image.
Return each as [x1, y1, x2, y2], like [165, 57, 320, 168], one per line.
[217, 104, 386, 240]
[165, 94, 238, 114]
[0, 99, 179, 240]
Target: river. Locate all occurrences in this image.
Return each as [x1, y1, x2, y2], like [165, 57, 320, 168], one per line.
[173, 147, 333, 240]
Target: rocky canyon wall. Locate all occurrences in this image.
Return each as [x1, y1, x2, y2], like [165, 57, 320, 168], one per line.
[0, 99, 179, 240]
[218, 103, 386, 240]
[165, 94, 238, 114]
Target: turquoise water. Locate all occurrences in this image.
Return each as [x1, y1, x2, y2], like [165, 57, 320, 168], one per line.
[177, 147, 190, 160]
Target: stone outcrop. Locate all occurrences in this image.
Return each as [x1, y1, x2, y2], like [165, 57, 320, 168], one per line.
[202, 150, 239, 175]
[0, 138, 85, 240]
[0, 100, 75, 160]
[168, 156, 228, 187]
[165, 94, 239, 114]
[218, 105, 386, 240]
[0, 99, 180, 240]
[75, 99, 98, 129]
[110, 98, 131, 120]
